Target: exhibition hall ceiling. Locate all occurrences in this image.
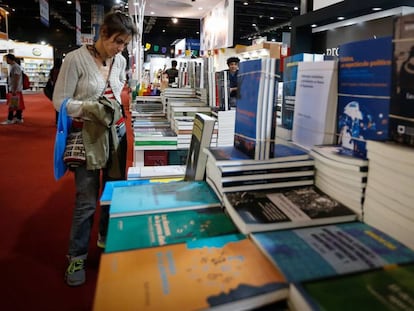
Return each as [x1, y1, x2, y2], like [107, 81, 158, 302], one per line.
[1, 0, 301, 54]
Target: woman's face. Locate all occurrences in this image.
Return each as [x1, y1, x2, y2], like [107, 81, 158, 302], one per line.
[103, 33, 132, 57]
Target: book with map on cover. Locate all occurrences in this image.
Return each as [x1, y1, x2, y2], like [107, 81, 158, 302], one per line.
[93, 234, 289, 311]
[105, 207, 238, 252]
[222, 185, 357, 234]
[109, 181, 221, 218]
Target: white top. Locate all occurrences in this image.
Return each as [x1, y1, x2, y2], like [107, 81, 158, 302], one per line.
[52, 44, 126, 118]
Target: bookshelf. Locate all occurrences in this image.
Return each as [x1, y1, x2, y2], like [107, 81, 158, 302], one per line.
[21, 58, 53, 91]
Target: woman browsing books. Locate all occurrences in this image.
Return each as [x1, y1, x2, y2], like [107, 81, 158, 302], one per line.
[52, 10, 138, 287]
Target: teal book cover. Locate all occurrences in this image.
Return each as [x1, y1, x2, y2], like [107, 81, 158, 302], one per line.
[109, 181, 221, 217]
[293, 263, 414, 311]
[251, 221, 414, 283]
[100, 179, 151, 206]
[105, 207, 238, 252]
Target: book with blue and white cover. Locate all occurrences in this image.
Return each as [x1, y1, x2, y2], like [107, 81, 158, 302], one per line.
[337, 36, 393, 158]
[251, 221, 414, 283]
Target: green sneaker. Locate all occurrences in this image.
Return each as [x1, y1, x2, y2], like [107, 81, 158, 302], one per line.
[65, 254, 87, 286]
[97, 234, 106, 249]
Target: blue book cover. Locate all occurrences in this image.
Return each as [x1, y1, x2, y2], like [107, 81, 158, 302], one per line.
[110, 181, 221, 217]
[206, 143, 310, 166]
[337, 36, 393, 158]
[251, 221, 414, 283]
[234, 59, 264, 159]
[100, 179, 152, 206]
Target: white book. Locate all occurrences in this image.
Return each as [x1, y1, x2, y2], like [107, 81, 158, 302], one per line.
[292, 61, 338, 150]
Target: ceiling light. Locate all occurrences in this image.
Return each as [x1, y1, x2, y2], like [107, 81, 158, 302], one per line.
[172, 18, 178, 23]
[243, 2, 248, 5]
[252, 23, 256, 27]
[66, 0, 72, 4]
[311, 24, 317, 28]
[294, 6, 299, 11]
[337, 16, 345, 20]
[372, 7, 382, 11]
[270, 16, 274, 20]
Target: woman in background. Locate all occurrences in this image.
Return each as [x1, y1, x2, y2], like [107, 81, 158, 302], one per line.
[53, 10, 138, 287]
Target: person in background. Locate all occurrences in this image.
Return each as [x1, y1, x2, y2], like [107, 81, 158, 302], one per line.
[45, 57, 63, 125]
[52, 10, 138, 287]
[1, 53, 25, 124]
[165, 59, 179, 85]
[227, 56, 240, 108]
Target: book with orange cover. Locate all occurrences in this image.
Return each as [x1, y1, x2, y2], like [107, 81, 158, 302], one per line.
[93, 234, 288, 311]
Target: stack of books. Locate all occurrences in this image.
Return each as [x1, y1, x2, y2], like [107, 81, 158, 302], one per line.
[130, 96, 165, 118]
[133, 127, 178, 150]
[204, 143, 314, 199]
[162, 87, 196, 98]
[214, 109, 236, 147]
[309, 144, 368, 218]
[127, 165, 186, 180]
[168, 105, 213, 149]
[363, 140, 414, 250]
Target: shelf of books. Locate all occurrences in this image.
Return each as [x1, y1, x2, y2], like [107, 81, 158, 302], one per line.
[95, 16, 414, 309]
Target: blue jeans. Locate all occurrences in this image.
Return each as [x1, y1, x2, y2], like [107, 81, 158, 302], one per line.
[68, 134, 127, 257]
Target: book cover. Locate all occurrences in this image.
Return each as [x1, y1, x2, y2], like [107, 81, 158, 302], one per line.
[210, 161, 315, 180]
[292, 60, 338, 150]
[390, 13, 414, 146]
[105, 207, 238, 252]
[204, 143, 310, 166]
[289, 263, 414, 311]
[234, 58, 265, 159]
[217, 159, 315, 176]
[281, 53, 316, 131]
[208, 174, 314, 199]
[184, 113, 217, 181]
[337, 36, 393, 158]
[222, 186, 357, 234]
[251, 221, 414, 284]
[109, 181, 221, 217]
[100, 179, 152, 206]
[144, 150, 169, 166]
[93, 234, 289, 311]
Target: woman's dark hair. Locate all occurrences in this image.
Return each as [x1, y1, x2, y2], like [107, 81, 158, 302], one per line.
[101, 10, 138, 39]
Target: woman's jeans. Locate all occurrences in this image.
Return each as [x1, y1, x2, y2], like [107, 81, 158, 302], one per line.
[67, 134, 127, 257]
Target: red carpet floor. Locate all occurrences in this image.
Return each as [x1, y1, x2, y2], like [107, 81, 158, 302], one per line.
[0, 93, 133, 311]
